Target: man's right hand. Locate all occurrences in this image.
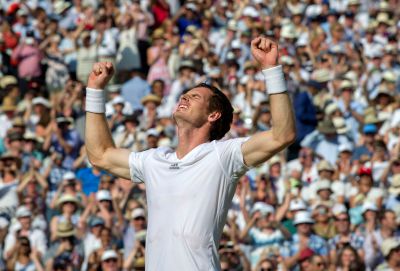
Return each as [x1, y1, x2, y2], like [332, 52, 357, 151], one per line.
[87, 62, 114, 90]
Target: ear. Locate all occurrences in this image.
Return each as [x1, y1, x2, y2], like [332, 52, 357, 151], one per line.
[208, 111, 221, 123]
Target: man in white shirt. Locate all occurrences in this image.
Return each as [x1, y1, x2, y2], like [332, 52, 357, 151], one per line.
[84, 37, 296, 270]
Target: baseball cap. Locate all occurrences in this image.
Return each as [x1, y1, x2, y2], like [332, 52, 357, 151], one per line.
[96, 190, 112, 201]
[293, 211, 315, 225]
[332, 203, 347, 216]
[131, 208, 146, 220]
[101, 250, 118, 261]
[363, 124, 377, 134]
[62, 171, 76, 180]
[289, 200, 307, 212]
[358, 166, 372, 176]
[16, 206, 32, 218]
[361, 202, 378, 215]
[251, 202, 275, 216]
[89, 217, 105, 228]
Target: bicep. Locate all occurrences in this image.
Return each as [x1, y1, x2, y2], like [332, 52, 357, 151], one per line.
[241, 131, 284, 167]
[101, 148, 132, 180]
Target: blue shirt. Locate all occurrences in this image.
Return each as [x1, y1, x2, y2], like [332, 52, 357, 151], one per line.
[51, 129, 83, 170]
[76, 168, 103, 196]
[281, 233, 328, 258]
[121, 76, 151, 111]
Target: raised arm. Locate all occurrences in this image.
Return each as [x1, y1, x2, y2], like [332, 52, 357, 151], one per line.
[85, 62, 131, 179]
[242, 38, 296, 167]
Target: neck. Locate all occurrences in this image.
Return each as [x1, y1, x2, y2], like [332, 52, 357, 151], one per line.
[175, 126, 210, 159]
[381, 227, 393, 237]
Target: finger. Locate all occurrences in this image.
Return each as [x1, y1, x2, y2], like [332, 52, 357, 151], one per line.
[260, 38, 267, 51]
[251, 37, 262, 49]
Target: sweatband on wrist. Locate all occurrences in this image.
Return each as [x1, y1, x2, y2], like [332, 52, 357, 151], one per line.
[262, 65, 287, 94]
[85, 88, 105, 113]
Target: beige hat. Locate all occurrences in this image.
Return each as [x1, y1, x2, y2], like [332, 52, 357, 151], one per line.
[280, 55, 294, 66]
[268, 155, 281, 166]
[141, 94, 162, 106]
[332, 117, 349, 134]
[281, 24, 298, 39]
[364, 114, 382, 124]
[312, 69, 331, 83]
[152, 28, 164, 40]
[1, 98, 16, 112]
[347, 0, 360, 5]
[0, 75, 18, 89]
[339, 80, 354, 90]
[317, 120, 336, 134]
[56, 221, 76, 238]
[317, 160, 334, 172]
[325, 103, 340, 116]
[57, 194, 80, 209]
[389, 174, 400, 195]
[381, 238, 400, 257]
[376, 12, 393, 26]
[382, 71, 396, 83]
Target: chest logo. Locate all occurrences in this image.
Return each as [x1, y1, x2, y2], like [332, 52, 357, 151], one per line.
[169, 163, 180, 170]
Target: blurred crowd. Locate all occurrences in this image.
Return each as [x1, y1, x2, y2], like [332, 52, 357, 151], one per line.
[0, 0, 400, 270]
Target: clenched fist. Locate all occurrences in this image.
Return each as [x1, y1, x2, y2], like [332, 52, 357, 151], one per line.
[87, 62, 114, 90]
[251, 37, 279, 70]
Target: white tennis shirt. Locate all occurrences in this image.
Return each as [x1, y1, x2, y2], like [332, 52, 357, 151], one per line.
[129, 138, 249, 271]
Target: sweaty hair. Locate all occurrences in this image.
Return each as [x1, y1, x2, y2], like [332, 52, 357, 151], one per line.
[184, 83, 233, 141]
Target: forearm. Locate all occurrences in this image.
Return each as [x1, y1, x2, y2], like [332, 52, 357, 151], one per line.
[269, 93, 296, 144]
[85, 111, 115, 167]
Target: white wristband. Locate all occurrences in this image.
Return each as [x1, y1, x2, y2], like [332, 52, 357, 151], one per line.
[85, 88, 105, 113]
[262, 65, 287, 94]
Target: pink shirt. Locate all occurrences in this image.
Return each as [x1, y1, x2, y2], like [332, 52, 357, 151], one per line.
[11, 44, 43, 79]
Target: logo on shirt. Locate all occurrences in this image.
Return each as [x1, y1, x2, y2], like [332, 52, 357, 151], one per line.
[169, 163, 180, 170]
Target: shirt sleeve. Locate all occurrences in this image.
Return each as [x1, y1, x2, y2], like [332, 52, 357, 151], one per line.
[214, 138, 250, 182]
[128, 149, 154, 183]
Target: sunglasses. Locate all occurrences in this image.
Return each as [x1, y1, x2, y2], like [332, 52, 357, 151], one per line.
[335, 218, 349, 222]
[104, 258, 117, 263]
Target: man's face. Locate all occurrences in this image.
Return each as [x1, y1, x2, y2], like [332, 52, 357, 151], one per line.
[18, 216, 31, 230]
[334, 214, 350, 234]
[383, 212, 397, 230]
[173, 87, 214, 128]
[297, 223, 312, 235]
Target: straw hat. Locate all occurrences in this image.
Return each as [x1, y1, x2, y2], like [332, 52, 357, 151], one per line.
[0, 75, 18, 89]
[56, 221, 76, 238]
[281, 24, 298, 39]
[1, 98, 16, 112]
[57, 194, 80, 209]
[141, 94, 161, 106]
[152, 28, 164, 40]
[317, 120, 336, 134]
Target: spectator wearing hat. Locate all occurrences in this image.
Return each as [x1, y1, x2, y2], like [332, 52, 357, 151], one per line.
[281, 211, 328, 270]
[49, 193, 81, 241]
[364, 209, 400, 270]
[25, 96, 52, 137]
[286, 147, 318, 185]
[352, 123, 378, 162]
[0, 152, 21, 217]
[101, 249, 123, 271]
[172, 3, 201, 36]
[88, 227, 122, 271]
[349, 167, 383, 210]
[107, 96, 128, 133]
[328, 211, 365, 264]
[43, 116, 83, 170]
[3, 206, 47, 259]
[239, 202, 286, 267]
[356, 202, 379, 236]
[20, 131, 43, 174]
[0, 98, 17, 139]
[80, 216, 104, 271]
[91, 190, 124, 234]
[124, 207, 147, 258]
[376, 238, 400, 271]
[336, 79, 365, 142]
[301, 119, 351, 165]
[113, 114, 143, 151]
[44, 220, 84, 271]
[140, 93, 162, 130]
[146, 27, 172, 90]
[105, 85, 133, 118]
[312, 203, 336, 240]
